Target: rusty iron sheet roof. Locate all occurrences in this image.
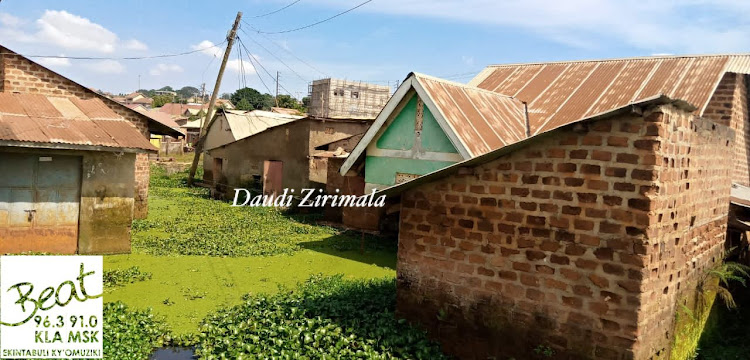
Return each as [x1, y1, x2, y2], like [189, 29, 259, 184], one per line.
[0, 93, 156, 151]
[414, 73, 527, 157]
[470, 54, 750, 135]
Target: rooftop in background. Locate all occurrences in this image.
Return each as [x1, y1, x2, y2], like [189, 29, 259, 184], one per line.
[469, 54, 750, 135]
[206, 109, 305, 149]
[308, 78, 391, 120]
[157, 103, 207, 117]
[0, 92, 156, 152]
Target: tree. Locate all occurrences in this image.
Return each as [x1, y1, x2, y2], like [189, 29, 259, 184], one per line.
[152, 94, 174, 107]
[302, 96, 310, 106]
[220, 93, 232, 100]
[158, 86, 174, 92]
[230, 87, 274, 111]
[177, 86, 200, 99]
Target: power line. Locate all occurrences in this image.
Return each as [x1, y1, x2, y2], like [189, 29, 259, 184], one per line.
[237, 38, 273, 95]
[243, 21, 328, 77]
[2, 40, 227, 60]
[250, 0, 302, 18]
[239, 27, 308, 82]
[238, 38, 295, 97]
[252, 0, 372, 34]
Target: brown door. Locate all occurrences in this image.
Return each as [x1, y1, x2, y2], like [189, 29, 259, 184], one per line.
[263, 160, 283, 197]
[0, 153, 81, 254]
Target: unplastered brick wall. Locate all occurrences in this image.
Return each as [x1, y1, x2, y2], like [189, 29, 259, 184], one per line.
[396, 104, 733, 360]
[1, 49, 152, 218]
[703, 72, 749, 186]
[635, 107, 733, 359]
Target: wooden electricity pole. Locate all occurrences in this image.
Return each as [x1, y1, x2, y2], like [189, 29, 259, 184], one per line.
[188, 11, 242, 186]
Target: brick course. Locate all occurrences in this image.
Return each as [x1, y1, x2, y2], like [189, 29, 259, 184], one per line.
[395, 104, 733, 359]
[0, 48, 151, 218]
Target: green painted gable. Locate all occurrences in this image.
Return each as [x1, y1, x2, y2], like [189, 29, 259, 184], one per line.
[364, 156, 456, 187]
[421, 105, 458, 153]
[375, 96, 416, 150]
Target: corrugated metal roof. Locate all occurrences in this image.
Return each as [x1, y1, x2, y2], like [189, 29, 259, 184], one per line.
[222, 109, 304, 141]
[470, 54, 750, 135]
[0, 93, 156, 151]
[414, 73, 527, 157]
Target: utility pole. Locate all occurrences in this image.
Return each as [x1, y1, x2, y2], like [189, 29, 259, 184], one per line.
[200, 83, 206, 103]
[188, 11, 242, 186]
[275, 71, 280, 107]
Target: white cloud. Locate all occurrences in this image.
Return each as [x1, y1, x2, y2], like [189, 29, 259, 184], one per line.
[0, 10, 147, 54]
[149, 63, 184, 76]
[0, 12, 24, 27]
[192, 40, 223, 57]
[88, 60, 125, 74]
[227, 58, 257, 73]
[35, 10, 118, 53]
[37, 55, 71, 67]
[123, 39, 148, 51]
[312, 0, 750, 53]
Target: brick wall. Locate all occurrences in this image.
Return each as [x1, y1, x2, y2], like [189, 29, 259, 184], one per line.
[1, 48, 151, 218]
[703, 73, 749, 186]
[635, 107, 733, 359]
[396, 104, 733, 359]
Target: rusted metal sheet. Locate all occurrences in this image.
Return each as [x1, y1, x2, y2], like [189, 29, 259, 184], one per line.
[672, 57, 729, 111]
[415, 74, 527, 157]
[587, 60, 659, 115]
[472, 55, 750, 135]
[476, 66, 516, 93]
[0, 93, 155, 151]
[494, 64, 544, 95]
[548, 61, 627, 130]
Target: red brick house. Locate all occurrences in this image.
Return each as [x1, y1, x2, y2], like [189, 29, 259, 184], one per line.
[366, 55, 750, 359]
[0, 44, 183, 219]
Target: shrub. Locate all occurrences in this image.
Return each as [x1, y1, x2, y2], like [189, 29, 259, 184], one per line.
[196, 275, 448, 359]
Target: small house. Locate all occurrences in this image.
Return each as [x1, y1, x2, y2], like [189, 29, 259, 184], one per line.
[357, 54, 750, 359]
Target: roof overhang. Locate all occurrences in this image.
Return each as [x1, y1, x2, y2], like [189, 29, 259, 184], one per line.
[0, 140, 156, 154]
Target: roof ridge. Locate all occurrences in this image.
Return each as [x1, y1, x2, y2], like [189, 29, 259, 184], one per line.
[412, 72, 521, 101]
[485, 54, 750, 68]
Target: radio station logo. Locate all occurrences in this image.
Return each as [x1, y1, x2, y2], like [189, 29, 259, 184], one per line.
[0, 256, 103, 359]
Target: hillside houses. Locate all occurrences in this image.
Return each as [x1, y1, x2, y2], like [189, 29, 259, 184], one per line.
[341, 54, 750, 359]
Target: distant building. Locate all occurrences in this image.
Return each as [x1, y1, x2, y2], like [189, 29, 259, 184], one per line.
[308, 78, 390, 119]
[114, 92, 153, 107]
[205, 114, 371, 198]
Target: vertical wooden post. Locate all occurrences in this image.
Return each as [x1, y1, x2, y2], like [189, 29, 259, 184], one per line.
[275, 71, 280, 107]
[188, 12, 243, 186]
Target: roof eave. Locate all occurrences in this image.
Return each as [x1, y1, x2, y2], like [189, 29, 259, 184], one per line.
[0, 140, 156, 154]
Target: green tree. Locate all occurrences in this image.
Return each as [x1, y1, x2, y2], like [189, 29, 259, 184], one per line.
[152, 94, 174, 107]
[302, 96, 310, 106]
[158, 86, 174, 92]
[177, 86, 200, 99]
[230, 87, 274, 111]
[220, 93, 232, 100]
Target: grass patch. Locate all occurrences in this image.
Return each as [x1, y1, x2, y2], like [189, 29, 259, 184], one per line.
[196, 275, 447, 359]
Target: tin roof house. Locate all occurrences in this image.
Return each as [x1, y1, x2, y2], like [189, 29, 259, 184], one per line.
[339, 54, 750, 359]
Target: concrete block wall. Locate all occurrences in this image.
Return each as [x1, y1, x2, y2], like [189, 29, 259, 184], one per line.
[0, 49, 151, 218]
[395, 105, 734, 359]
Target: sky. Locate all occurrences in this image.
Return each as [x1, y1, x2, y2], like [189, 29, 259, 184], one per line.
[0, 0, 748, 100]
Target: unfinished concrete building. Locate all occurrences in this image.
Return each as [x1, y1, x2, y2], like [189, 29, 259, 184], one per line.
[308, 78, 391, 120]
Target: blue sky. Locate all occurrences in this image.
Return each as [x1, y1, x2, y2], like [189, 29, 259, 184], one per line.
[0, 0, 748, 99]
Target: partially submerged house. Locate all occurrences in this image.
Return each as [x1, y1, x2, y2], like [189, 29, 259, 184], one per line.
[201, 109, 304, 183]
[0, 44, 183, 220]
[0, 93, 156, 254]
[205, 113, 371, 197]
[345, 54, 750, 359]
